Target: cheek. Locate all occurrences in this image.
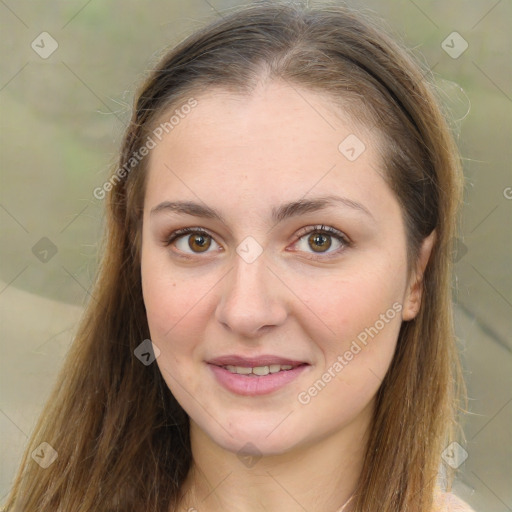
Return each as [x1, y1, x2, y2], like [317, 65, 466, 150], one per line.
[141, 264, 203, 397]
[140, 249, 224, 392]
[141, 255, 190, 372]
[141, 248, 208, 338]
[296, 288, 402, 425]
[296, 260, 406, 344]
[292, 261, 405, 403]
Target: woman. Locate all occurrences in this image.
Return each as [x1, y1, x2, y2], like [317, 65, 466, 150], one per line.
[4, 3, 474, 511]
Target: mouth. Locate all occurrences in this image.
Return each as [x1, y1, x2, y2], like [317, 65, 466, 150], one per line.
[219, 363, 303, 376]
[207, 355, 310, 396]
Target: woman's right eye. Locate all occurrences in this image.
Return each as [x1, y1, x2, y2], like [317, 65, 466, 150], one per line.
[166, 228, 221, 255]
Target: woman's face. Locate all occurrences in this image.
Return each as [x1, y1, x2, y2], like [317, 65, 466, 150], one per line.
[141, 81, 421, 456]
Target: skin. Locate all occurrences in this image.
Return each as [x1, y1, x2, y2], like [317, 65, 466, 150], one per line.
[140, 80, 434, 512]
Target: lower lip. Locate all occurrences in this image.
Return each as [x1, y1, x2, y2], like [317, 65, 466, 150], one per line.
[208, 364, 309, 396]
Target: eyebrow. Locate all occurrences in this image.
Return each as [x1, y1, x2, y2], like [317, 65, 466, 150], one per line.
[150, 195, 374, 224]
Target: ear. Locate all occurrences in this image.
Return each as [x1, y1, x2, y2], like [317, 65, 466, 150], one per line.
[402, 230, 436, 321]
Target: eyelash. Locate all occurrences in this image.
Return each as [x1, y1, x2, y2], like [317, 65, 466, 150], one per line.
[164, 225, 351, 259]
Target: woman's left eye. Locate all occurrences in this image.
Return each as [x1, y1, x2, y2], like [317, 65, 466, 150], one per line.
[291, 225, 350, 257]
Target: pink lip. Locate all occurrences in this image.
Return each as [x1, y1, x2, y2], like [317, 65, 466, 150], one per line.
[207, 356, 310, 396]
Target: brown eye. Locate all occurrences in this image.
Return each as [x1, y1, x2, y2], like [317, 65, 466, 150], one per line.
[308, 232, 332, 252]
[168, 228, 220, 255]
[188, 233, 212, 252]
[292, 225, 349, 259]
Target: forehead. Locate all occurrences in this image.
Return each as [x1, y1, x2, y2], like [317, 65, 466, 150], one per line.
[144, 81, 394, 220]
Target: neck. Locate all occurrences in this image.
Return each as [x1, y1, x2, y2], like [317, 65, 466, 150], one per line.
[177, 404, 371, 512]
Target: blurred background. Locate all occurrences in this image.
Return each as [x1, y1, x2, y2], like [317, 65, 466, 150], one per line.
[0, 0, 510, 510]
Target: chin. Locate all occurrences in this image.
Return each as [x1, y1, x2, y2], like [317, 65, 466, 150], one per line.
[194, 411, 302, 456]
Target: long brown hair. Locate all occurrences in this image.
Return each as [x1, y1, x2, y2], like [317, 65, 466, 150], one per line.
[4, 3, 464, 511]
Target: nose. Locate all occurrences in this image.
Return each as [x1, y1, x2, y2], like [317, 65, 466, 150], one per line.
[215, 253, 288, 338]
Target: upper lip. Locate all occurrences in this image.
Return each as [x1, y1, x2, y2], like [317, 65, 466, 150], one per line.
[208, 355, 308, 368]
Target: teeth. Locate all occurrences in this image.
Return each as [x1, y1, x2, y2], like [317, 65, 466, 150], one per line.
[235, 365, 252, 375]
[224, 364, 295, 375]
[253, 366, 269, 376]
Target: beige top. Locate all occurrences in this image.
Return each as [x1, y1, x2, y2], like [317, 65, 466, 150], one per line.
[335, 491, 475, 511]
[434, 492, 476, 511]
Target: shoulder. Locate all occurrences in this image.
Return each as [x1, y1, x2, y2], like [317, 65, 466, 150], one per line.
[434, 492, 476, 512]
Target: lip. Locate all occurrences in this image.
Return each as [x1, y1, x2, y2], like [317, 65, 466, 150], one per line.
[207, 355, 310, 396]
